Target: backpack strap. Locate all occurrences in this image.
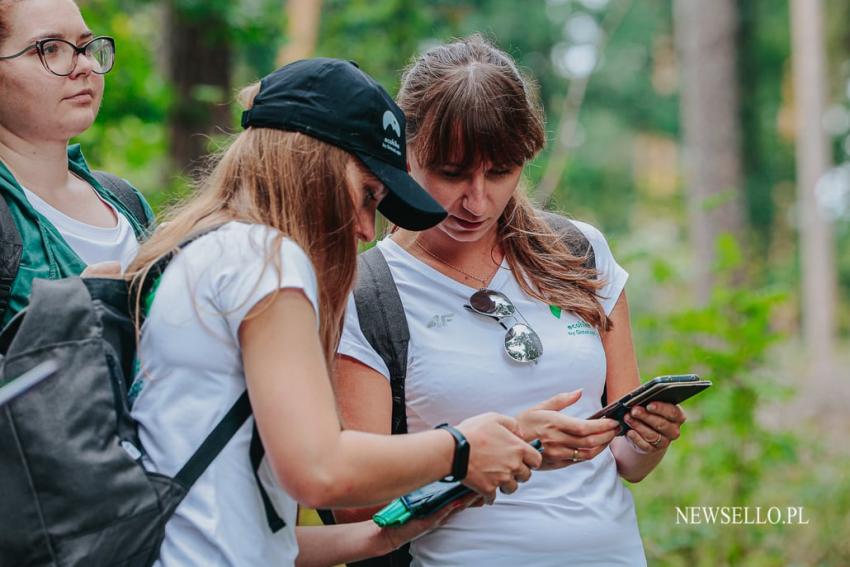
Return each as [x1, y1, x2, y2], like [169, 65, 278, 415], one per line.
[92, 171, 152, 229]
[251, 424, 287, 532]
[354, 246, 412, 436]
[174, 391, 251, 488]
[0, 195, 23, 323]
[322, 246, 413, 566]
[538, 211, 596, 270]
[136, 225, 227, 309]
[169, 390, 286, 531]
[154, 226, 286, 532]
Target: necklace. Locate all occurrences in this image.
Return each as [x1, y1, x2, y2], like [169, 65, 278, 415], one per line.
[414, 239, 491, 288]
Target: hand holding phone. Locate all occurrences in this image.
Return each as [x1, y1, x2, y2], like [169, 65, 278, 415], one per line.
[373, 440, 544, 527]
[588, 374, 711, 435]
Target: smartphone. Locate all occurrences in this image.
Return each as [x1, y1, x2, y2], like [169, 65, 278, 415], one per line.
[373, 440, 544, 527]
[588, 374, 711, 434]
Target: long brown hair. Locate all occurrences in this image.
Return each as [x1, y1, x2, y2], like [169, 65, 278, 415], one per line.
[397, 34, 610, 330]
[126, 83, 359, 363]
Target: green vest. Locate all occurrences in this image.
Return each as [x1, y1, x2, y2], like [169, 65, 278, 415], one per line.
[0, 144, 154, 325]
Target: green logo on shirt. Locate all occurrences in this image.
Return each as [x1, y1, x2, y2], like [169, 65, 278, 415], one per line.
[549, 305, 598, 336]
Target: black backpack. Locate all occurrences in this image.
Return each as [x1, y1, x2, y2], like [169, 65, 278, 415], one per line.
[322, 212, 601, 567]
[0, 230, 284, 567]
[0, 171, 153, 322]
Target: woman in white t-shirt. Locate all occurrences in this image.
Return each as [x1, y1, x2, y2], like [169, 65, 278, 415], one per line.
[0, 0, 152, 325]
[126, 59, 543, 567]
[334, 36, 689, 566]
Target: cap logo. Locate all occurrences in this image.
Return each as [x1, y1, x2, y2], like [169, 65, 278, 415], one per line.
[383, 110, 401, 137]
[381, 109, 402, 157]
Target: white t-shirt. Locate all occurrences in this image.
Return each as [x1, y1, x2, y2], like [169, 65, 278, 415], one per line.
[130, 222, 320, 567]
[339, 221, 645, 567]
[22, 186, 139, 267]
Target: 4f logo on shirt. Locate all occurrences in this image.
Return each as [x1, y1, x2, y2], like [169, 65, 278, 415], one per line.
[427, 313, 455, 328]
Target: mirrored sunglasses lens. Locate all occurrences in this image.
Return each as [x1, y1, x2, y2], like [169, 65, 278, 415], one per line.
[504, 323, 543, 363]
[469, 289, 515, 317]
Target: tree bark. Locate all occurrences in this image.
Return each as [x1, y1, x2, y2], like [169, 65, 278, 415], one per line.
[165, 1, 232, 175]
[674, 0, 747, 303]
[276, 0, 323, 67]
[789, 0, 836, 380]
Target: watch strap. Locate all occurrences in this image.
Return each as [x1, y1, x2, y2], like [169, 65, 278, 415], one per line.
[435, 423, 469, 482]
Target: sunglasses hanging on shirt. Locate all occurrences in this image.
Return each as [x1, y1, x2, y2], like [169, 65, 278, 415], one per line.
[464, 289, 543, 364]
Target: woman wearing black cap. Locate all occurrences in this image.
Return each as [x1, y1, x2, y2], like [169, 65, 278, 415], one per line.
[125, 58, 541, 566]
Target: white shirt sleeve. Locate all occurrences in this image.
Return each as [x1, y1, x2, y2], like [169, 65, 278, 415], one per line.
[571, 221, 629, 315]
[211, 224, 321, 344]
[337, 292, 391, 380]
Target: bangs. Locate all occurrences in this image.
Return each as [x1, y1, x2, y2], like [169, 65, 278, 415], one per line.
[410, 66, 544, 171]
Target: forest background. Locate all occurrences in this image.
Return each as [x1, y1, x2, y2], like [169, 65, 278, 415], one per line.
[76, 0, 850, 564]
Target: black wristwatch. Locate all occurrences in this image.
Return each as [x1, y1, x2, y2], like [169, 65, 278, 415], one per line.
[435, 423, 469, 482]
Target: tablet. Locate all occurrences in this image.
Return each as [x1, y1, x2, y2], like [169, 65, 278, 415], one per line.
[588, 374, 711, 434]
[0, 360, 60, 408]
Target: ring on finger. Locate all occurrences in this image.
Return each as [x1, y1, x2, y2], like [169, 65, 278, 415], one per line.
[649, 434, 663, 448]
[571, 448, 581, 462]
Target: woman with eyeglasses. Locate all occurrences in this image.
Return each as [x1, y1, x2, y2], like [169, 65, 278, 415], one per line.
[0, 0, 151, 325]
[334, 35, 688, 566]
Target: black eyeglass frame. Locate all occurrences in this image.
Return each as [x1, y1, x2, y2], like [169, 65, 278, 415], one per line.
[0, 36, 115, 77]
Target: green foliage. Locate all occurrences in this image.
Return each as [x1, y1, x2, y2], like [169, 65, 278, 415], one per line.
[75, 1, 174, 206]
[316, 0, 465, 93]
[632, 237, 850, 565]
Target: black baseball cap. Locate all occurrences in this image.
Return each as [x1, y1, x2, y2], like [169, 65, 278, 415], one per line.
[241, 58, 447, 231]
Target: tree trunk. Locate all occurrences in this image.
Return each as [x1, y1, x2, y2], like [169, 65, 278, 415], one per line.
[276, 0, 323, 67]
[789, 0, 836, 380]
[674, 0, 747, 303]
[166, 1, 232, 175]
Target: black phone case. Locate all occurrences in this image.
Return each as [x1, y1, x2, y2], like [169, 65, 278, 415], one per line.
[590, 376, 710, 435]
[393, 440, 544, 521]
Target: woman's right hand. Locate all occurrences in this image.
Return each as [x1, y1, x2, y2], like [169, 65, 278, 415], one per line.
[455, 413, 542, 503]
[516, 390, 620, 470]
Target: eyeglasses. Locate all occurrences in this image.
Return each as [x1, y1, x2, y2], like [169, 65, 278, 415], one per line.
[464, 289, 543, 363]
[0, 36, 115, 77]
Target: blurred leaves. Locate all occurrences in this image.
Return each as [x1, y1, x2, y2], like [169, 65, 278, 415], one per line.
[633, 235, 849, 565]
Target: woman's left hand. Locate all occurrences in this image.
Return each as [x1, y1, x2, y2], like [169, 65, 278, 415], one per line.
[622, 402, 686, 453]
[380, 493, 483, 552]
